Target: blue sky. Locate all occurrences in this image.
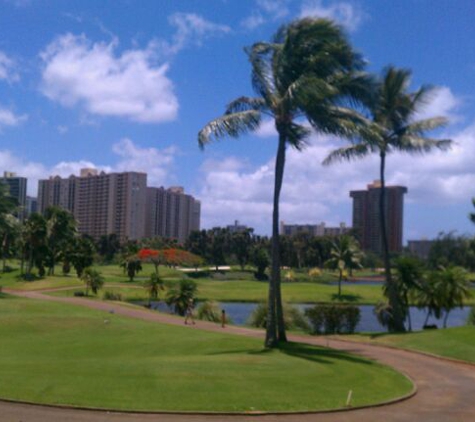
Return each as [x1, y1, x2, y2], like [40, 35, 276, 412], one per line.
[0, 0, 474, 240]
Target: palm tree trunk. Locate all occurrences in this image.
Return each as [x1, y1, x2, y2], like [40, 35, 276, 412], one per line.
[266, 132, 287, 347]
[379, 152, 405, 332]
[405, 294, 412, 331]
[443, 310, 449, 328]
[338, 269, 342, 298]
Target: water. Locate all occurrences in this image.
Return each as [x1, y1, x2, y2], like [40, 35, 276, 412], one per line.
[146, 300, 471, 332]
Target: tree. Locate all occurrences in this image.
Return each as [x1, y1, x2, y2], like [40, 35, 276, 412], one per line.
[121, 256, 142, 282]
[144, 272, 165, 306]
[324, 66, 452, 332]
[166, 279, 197, 316]
[81, 267, 104, 296]
[326, 235, 363, 298]
[22, 213, 47, 278]
[44, 206, 77, 275]
[198, 18, 371, 347]
[97, 234, 121, 263]
[436, 266, 471, 328]
[230, 228, 254, 270]
[69, 236, 96, 278]
[251, 246, 270, 280]
[392, 256, 424, 331]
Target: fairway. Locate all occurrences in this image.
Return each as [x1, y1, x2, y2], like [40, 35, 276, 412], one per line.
[0, 295, 412, 412]
[349, 326, 475, 364]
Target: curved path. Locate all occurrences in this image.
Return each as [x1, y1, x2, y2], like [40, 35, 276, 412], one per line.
[2, 289, 475, 422]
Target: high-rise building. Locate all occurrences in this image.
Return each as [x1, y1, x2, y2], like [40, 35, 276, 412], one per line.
[227, 220, 249, 234]
[280, 221, 350, 237]
[146, 186, 201, 243]
[0, 171, 27, 220]
[350, 180, 407, 255]
[25, 196, 37, 216]
[38, 170, 147, 242]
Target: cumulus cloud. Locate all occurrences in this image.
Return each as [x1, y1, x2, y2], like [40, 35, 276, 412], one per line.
[414, 86, 461, 122]
[0, 138, 177, 196]
[40, 33, 178, 123]
[241, 0, 290, 29]
[0, 51, 19, 82]
[0, 107, 27, 129]
[299, 0, 365, 32]
[159, 13, 231, 55]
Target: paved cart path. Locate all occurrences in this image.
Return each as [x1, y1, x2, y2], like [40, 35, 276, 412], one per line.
[1, 289, 475, 422]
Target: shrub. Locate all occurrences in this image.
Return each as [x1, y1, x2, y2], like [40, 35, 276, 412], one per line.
[103, 291, 123, 301]
[308, 267, 321, 280]
[197, 301, 231, 323]
[73, 291, 85, 297]
[248, 302, 310, 331]
[467, 306, 475, 326]
[305, 304, 360, 334]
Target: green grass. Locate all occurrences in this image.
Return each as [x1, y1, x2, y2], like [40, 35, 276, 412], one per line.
[347, 326, 475, 364]
[0, 294, 412, 412]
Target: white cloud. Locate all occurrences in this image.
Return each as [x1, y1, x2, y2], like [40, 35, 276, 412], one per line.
[255, 119, 277, 138]
[57, 125, 68, 134]
[158, 13, 231, 56]
[0, 51, 19, 82]
[198, 110, 475, 233]
[299, 0, 365, 32]
[0, 107, 27, 129]
[241, 0, 290, 29]
[414, 86, 461, 122]
[0, 138, 177, 196]
[40, 33, 178, 123]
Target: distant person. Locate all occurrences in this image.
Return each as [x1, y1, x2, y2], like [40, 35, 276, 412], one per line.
[184, 298, 195, 325]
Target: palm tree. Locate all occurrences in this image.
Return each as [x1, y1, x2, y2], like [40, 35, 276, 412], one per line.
[81, 267, 104, 296]
[323, 66, 452, 332]
[198, 18, 371, 347]
[144, 272, 165, 307]
[326, 235, 363, 298]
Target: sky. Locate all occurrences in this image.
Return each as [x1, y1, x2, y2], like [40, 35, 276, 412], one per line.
[0, 0, 474, 241]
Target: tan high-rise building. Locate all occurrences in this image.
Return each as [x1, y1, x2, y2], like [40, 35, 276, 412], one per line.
[350, 180, 407, 255]
[146, 186, 201, 243]
[38, 170, 147, 242]
[38, 170, 200, 243]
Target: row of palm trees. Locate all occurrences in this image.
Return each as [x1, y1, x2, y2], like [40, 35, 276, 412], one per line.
[198, 18, 452, 346]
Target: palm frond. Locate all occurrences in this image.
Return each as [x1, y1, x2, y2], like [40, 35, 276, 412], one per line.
[246, 42, 277, 103]
[286, 123, 312, 151]
[225, 97, 268, 114]
[322, 142, 373, 166]
[396, 135, 452, 153]
[198, 110, 262, 149]
[402, 117, 448, 135]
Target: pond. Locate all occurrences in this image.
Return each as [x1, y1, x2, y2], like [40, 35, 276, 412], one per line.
[147, 301, 472, 332]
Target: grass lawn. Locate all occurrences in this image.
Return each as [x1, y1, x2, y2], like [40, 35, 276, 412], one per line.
[0, 294, 413, 412]
[346, 326, 475, 364]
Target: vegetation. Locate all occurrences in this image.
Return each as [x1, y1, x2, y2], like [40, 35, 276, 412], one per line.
[326, 235, 363, 298]
[143, 272, 164, 306]
[248, 302, 310, 332]
[306, 304, 361, 334]
[199, 18, 373, 347]
[165, 279, 197, 316]
[81, 267, 104, 296]
[324, 67, 452, 332]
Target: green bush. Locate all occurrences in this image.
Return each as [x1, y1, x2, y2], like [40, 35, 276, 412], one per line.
[248, 302, 310, 331]
[305, 304, 360, 334]
[73, 291, 85, 297]
[103, 291, 123, 301]
[197, 301, 231, 323]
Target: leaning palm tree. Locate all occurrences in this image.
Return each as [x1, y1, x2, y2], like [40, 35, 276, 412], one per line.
[198, 18, 372, 347]
[324, 66, 452, 331]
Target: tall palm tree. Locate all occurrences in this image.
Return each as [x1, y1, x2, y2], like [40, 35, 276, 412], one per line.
[323, 66, 452, 332]
[198, 18, 371, 347]
[469, 198, 475, 225]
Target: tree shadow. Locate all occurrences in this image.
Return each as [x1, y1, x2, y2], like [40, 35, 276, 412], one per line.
[331, 293, 361, 302]
[279, 341, 373, 366]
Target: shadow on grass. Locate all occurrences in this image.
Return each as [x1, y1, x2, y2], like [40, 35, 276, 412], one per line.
[207, 341, 373, 367]
[279, 341, 373, 366]
[330, 293, 361, 302]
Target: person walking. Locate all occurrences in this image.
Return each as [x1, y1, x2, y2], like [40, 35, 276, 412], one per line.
[184, 298, 195, 325]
